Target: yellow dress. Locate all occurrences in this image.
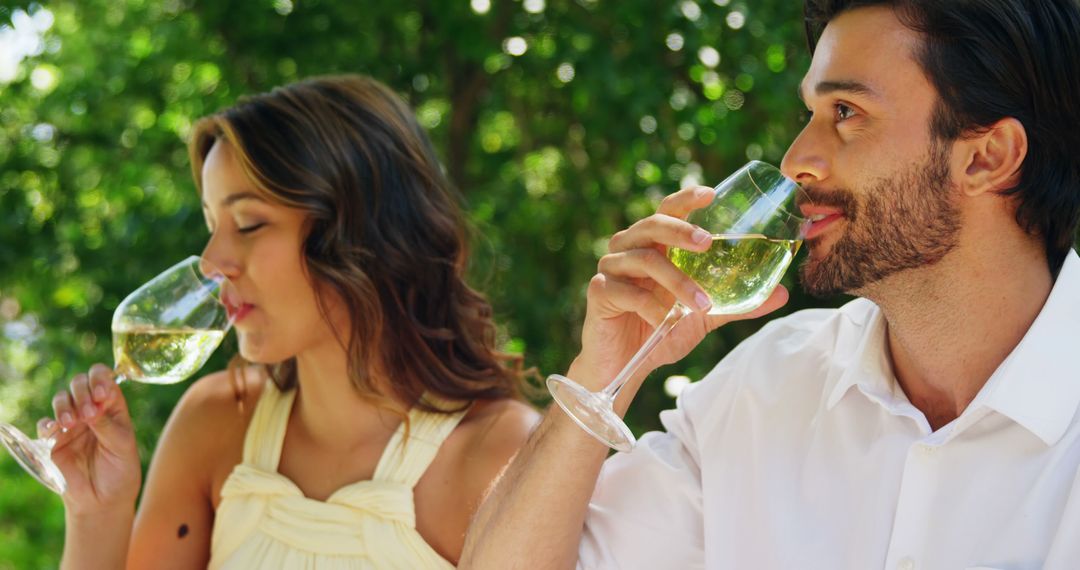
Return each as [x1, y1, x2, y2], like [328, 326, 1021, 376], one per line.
[209, 381, 466, 569]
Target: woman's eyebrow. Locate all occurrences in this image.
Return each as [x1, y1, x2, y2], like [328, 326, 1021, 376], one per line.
[200, 191, 267, 209]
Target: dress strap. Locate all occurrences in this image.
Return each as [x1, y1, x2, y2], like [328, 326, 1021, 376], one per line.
[372, 394, 471, 487]
[241, 380, 296, 471]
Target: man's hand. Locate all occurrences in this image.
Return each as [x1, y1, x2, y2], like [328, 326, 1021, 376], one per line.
[573, 185, 789, 403]
[461, 184, 789, 570]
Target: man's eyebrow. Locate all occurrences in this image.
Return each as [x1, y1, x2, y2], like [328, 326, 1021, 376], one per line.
[798, 80, 880, 103]
[200, 191, 266, 209]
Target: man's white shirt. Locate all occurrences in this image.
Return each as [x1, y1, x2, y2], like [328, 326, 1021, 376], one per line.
[579, 250, 1080, 570]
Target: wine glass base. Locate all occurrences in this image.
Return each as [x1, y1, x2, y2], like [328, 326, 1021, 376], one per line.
[547, 375, 637, 453]
[0, 423, 67, 495]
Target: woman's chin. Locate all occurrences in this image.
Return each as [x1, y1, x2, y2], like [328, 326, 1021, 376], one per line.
[236, 335, 282, 364]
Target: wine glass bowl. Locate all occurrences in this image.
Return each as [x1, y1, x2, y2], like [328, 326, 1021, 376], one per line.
[548, 162, 809, 452]
[667, 163, 810, 315]
[111, 258, 231, 385]
[0, 256, 232, 494]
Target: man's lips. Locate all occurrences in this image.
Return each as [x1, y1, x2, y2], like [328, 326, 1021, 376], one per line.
[804, 213, 845, 240]
[799, 205, 846, 241]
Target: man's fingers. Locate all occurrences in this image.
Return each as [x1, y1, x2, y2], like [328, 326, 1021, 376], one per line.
[753, 285, 791, 317]
[656, 185, 716, 218]
[705, 285, 791, 327]
[599, 249, 712, 313]
[608, 214, 712, 255]
[588, 274, 671, 327]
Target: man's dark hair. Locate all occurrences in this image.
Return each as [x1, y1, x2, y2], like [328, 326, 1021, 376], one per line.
[804, 0, 1080, 275]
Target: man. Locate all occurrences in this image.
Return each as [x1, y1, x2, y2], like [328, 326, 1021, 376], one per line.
[462, 1, 1080, 568]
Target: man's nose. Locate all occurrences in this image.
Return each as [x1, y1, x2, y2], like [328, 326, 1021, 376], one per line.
[781, 121, 831, 186]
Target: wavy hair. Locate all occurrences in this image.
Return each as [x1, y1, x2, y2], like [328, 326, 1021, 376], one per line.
[188, 74, 527, 415]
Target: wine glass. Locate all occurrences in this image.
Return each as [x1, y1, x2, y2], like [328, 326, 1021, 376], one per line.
[547, 161, 810, 452]
[0, 256, 232, 494]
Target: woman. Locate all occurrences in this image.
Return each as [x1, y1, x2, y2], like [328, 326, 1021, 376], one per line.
[42, 74, 539, 569]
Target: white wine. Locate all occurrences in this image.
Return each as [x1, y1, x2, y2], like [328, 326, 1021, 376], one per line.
[112, 327, 226, 385]
[669, 233, 801, 315]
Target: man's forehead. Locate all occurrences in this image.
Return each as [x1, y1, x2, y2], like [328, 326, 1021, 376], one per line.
[798, 79, 883, 105]
[802, 6, 923, 96]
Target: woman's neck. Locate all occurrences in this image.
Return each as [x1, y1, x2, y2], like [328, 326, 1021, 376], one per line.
[290, 343, 403, 449]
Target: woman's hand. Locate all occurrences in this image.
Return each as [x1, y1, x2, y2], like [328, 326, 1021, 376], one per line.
[572, 185, 790, 394]
[42, 363, 142, 516]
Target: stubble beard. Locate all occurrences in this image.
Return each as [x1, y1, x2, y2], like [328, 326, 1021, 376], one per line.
[799, 141, 961, 298]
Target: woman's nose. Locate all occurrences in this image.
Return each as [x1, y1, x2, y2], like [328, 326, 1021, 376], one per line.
[199, 233, 240, 283]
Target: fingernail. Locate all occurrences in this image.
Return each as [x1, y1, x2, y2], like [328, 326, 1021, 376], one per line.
[61, 413, 74, 427]
[82, 404, 97, 419]
[45, 420, 57, 433]
[696, 187, 715, 200]
[695, 291, 712, 311]
[93, 385, 107, 400]
[691, 228, 711, 244]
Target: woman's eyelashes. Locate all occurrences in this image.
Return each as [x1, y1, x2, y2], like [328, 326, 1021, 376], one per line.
[237, 222, 266, 234]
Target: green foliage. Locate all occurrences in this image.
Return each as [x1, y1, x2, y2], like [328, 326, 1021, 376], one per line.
[0, 456, 64, 569]
[15, 0, 1074, 565]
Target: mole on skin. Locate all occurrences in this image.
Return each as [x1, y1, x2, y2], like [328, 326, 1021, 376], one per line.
[178, 523, 189, 539]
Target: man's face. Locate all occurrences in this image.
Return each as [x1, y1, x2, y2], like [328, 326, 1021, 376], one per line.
[781, 6, 961, 297]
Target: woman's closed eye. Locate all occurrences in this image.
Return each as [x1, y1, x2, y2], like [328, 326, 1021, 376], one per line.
[238, 222, 266, 234]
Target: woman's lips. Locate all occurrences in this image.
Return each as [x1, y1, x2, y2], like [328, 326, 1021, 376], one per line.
[227, 303, 254, 323]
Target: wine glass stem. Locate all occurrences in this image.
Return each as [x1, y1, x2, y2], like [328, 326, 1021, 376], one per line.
[600, 302, 693, 400]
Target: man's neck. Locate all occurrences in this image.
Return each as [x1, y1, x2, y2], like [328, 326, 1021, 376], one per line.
[863, 236, 1053, 431]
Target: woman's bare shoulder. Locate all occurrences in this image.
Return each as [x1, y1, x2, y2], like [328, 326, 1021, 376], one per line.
[456, 398, 541, 469]
[461, 398, 540, 431]
[179, 365, 267, 417]
[413, 398, 541, 562]
[156, 365, 268, 481]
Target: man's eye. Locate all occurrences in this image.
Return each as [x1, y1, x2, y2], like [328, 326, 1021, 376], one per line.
[238, 223, 265, 234]
[835, 103, 856, 121]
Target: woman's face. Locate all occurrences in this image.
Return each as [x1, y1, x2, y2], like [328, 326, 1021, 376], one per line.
[199, 139, 347, 363]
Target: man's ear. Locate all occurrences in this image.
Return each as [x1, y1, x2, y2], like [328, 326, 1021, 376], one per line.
[957, 117, 1027, 197]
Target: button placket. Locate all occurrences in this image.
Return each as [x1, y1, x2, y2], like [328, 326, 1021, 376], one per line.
[883, 442, 941, 569]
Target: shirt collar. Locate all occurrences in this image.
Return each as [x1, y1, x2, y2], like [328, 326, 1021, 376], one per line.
[972, 249, 1080, 446]
[825, 299, 895, 411]
[825, 249, 1080, 446]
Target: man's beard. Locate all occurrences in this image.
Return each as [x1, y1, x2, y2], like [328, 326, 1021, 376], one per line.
[799, 140, 961, 297]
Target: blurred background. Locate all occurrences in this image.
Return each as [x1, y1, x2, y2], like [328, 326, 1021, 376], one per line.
[0, 0, 850, 564]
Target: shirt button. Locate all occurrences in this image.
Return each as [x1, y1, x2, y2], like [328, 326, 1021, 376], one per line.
[897, 557, 915, 570]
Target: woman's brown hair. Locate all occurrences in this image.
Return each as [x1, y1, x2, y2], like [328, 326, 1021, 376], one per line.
[188, 74, 526, 415]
